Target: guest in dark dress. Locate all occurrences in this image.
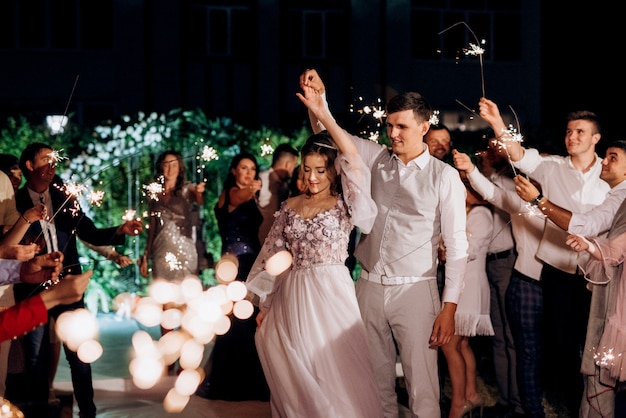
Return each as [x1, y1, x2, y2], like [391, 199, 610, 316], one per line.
[198, 151, 269, 401]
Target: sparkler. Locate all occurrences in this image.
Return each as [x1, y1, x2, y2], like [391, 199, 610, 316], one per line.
[439, 21, 487, 98]
[196, 145, 219, 183]
[350, 96, 386, 142]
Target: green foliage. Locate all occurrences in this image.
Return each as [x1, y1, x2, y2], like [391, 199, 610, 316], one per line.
[2, 109, 312, 311]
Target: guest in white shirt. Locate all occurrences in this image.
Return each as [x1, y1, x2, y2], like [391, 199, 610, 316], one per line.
[454, 147, 545, 418]
[479, 97, 610, 417]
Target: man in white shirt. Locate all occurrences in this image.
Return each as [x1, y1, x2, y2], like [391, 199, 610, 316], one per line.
[302, 69, 468, 418]
[479, 97, 610, 417]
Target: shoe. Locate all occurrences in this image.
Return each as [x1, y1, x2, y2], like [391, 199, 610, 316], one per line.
[468, 396, 485, 418]
[449, 400, 474, 418]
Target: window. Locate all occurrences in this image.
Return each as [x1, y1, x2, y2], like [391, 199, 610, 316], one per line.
[1, 0, 113, 50]
[182, 2, 254, 57]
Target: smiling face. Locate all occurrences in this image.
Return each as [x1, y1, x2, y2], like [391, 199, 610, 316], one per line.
[232, 157, 258, 188]
[386, 109, 430, 163]
[565, 119, 600, 158]
[600, 146, 626, 188]
[302, 153, 332, 196]
[425, 128, 452, 160]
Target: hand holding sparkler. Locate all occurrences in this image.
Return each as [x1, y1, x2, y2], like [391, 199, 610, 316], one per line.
[479, 97, 524, 162]
[513, 175, 542, 204]
[40, 270, 92, 309]
[117, 219, 143, 236]
[19, 251, 64, 284]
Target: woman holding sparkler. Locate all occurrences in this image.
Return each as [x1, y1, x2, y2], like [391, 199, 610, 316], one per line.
[139, 150, 205, 288]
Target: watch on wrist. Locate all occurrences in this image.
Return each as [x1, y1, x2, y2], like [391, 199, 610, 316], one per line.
[532, 193, 544, 206]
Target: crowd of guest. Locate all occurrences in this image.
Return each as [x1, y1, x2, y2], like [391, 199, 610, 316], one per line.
[2, 67, 626, 418]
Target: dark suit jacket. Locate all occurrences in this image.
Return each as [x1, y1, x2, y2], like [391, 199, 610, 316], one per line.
[14, 181, 124, 305]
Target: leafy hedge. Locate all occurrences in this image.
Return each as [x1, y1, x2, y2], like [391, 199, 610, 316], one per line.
[0, 109, 312, 310]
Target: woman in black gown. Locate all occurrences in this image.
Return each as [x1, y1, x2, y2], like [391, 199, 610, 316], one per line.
[200, 151, 270, 401]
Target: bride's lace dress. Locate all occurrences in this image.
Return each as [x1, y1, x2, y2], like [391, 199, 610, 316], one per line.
[246, 153, 382, 418]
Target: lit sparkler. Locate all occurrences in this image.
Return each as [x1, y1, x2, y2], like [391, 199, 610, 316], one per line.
[350, 96, 386, 141]
[195, 145, 219, 182]
[143, 178, 165, 201]
[439, 21, 487, 98]
[429, 110, 440, 126]
[260, 143, 274, 157]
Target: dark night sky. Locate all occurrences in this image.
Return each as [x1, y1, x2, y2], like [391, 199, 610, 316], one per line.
[541, 5, 621, 154]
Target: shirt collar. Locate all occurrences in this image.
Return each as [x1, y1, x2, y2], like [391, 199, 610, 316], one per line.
[392, 143, 431, 169]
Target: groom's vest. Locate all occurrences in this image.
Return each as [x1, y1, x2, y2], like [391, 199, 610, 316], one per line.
[355, 150, 447, 278]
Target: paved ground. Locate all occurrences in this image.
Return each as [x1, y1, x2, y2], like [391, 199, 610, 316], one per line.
[54, 313, 576, 418]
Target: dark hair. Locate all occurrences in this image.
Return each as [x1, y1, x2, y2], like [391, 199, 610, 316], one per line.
[386, 92, 433, 124]
[223, 151, 260, 191]
[567, 110, 601, 135]
[155, 150, 186, 191]
[19, 142, 53, 180]
[427, 123, 451, 136]
[299, 131, 341, 197]
[606, 140, 626, 154]
[0, 153, 19, 176]
[272, 143, 299, 166]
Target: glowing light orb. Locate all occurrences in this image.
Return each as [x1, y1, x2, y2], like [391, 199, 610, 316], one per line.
[157, 330, 189, 366]
[215, 254, 239, 282]
[161, 308, 183, 330]
[149, 279, 180, 305]
[265, 250, 293, 276]
[163, 388, 189, 413]
[179, 339, 205, 370]
[77, 339, 103, 363]
[130, 356, 164, 389]
[180, 276, 203, 301]
[174, 369, 202, 396]
[55, 308, 99, 352]
[233, 299, 254, 320]
[133, 297, 163, 328]
[213, 315, 231, 335]
[226, 281, 247, 302]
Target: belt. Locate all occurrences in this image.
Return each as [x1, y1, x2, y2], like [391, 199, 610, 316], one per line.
[361, 270, 427, 286]
[486, 248, 515, 262]
[512, 269, 541, 286]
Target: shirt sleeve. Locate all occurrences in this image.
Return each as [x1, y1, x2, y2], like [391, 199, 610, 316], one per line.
[0, 259, 23, 285]
[440, 166, 469, 305]
[0, 295, 48, 343]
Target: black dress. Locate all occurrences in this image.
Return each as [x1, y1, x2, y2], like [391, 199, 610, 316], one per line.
[203, 192, 269, 401]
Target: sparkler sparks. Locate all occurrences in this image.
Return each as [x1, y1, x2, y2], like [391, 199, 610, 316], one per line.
[439, 21, 487, 98]
[260, 143, 274, 157]
[350, 96, 386, 141]
[122, 209, 137, 222]
[87, 190, 105, 206]
[429, 110, 440, 126]
[143, 180, 165, 200]
[199, 145, 219, 162]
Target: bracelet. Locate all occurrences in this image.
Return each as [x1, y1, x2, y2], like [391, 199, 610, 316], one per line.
[20, 213, 31, 224]
[531, 193, 544, 206]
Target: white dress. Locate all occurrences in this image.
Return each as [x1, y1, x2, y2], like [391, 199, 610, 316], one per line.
[455, 205, 495, 337]
[246, 153, 382, 418]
